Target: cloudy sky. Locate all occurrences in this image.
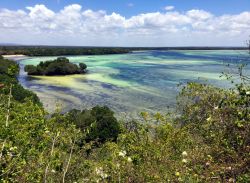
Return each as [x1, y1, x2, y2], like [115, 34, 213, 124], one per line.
[0, 0, 250, 46]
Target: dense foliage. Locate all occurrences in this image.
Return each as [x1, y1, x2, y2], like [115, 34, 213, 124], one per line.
[0, 57, 40, 104]
[0, 55, 249, 182]
[24, 57, 87, 76]
[0, 46, 130, 56]
[67, 106, 120, 143]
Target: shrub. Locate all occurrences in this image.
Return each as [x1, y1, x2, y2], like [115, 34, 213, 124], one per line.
[68, 106, 120, 143]
[0, 57, 41, 105]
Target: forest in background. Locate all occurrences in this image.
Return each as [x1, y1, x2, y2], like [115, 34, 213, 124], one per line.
[0, 46, 248, 56]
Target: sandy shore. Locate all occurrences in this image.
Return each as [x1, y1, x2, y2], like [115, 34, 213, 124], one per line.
[2, 54, 29, 61]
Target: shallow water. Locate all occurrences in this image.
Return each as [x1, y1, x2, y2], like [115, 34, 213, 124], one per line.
[18, 50, 250, 118]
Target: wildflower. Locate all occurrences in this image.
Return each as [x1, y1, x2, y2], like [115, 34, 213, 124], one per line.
[95, 167, 103, 175]
[206, 116, 211, 121]
[246, 91, 250, 95]
[95, 167, 108, 179]
[207, 155, 212, 159]
[182, 159, 188, 163]
[175, 172, 180, 176]
[118, 150, 126, 157]
[101, 173, 108, 179]
[7, 152, 13, 157]
[182, 151, 188, 157]
[214, 106, 219, 110]
[127, 157, 132, 162]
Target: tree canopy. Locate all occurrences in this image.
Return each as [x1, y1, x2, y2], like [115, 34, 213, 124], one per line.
[0, 56, 40, 104]
[24, 57, 87, 76]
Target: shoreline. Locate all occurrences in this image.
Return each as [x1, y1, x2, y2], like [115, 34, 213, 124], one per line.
[2, 54, 29, 61]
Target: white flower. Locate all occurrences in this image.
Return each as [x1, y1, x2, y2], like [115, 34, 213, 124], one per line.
[246, 91, 250, 95]
[214, 106, 219, 110]
[118, 150, 126, 157]
[95, 167, 108, 179]
[182, 151, 188, 157]
[182, 159, 188, 163]
[101, 173, 108, 179]
[95, 167, 103, 175]
[127, 157, 132, 162]
[7, 152, 13, 157]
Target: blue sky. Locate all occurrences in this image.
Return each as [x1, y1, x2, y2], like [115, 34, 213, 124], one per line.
[1, 0, 250, 17]
[0, 0, 250, 46]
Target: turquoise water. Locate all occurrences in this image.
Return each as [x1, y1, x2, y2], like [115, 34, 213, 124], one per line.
[18, 50, 250, 117]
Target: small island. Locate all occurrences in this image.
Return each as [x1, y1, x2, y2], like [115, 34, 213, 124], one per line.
[24, 57, 87, 76]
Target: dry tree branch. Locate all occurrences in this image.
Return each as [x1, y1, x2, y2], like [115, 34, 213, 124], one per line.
[62, 137, 76, 183]
[0, 85, 12, 160]
[44, 134, 59, 183]
[6, 84, 12, 127]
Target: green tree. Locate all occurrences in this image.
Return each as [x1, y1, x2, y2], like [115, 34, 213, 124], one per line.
[79, 63, 87, 71]
[88, 106, 120, 143]
[24, 65, 37, 75]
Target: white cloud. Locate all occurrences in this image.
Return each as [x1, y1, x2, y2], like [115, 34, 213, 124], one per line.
[165, 6, 175, 11]
[0, 4, 249, 46]
[26, 4, 55, 20]
[187, 9, 213, 20]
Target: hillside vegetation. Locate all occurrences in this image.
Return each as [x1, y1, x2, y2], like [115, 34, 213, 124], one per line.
[0, 55, 40, 104]
[0, 55, 249, 182]
[24, 57, 87, 76]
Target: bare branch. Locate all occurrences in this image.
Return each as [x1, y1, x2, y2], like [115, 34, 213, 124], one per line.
[44, 134, 58, 183]
[6, 84, 12, 127]
[62, 138, 75, 183]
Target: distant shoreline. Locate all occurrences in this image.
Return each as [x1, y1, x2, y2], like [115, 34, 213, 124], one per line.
[1, 46, 248, 58]
[3, 54, 26, 57]
[2, 54, 28, 61]
[1, 48, 248, 60]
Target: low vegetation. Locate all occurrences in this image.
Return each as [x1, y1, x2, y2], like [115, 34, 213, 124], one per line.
[24, 57, 87, 76]
[0, 53, 249, 182]
[0, 56, 40, 104]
